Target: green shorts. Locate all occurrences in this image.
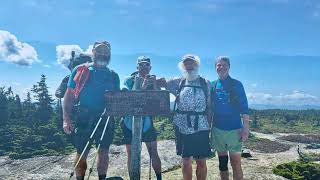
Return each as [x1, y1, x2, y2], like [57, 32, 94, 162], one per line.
[211, 127, 242, 154]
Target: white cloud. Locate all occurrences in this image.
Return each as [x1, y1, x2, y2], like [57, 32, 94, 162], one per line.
[56, 45, 92, 68]
[248, 90, 320, 106]
[84, 45, 94, 54]
[280, 90, 319, 102]
[247, 92, 273, 104]
[0, 30, 39, 66]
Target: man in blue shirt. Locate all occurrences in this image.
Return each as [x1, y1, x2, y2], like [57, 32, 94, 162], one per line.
[63, 41, 120, 180]
[211, 56, 250, 180]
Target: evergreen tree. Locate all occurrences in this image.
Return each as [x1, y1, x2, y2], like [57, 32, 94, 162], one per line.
[31, 74, 54, 124]
[0, 87, 9, 125]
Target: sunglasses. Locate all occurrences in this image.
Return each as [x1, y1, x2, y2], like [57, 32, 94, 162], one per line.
[138, 63, 151, 67]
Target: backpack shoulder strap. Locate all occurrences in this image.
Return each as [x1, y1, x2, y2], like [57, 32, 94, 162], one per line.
[229, 77, 240, 107]
[177, 78, 186, 95]
[199, 77, 208, 99]
[210, 79, 219, 109]
[173, 78, 186, 111]
[211, 80, 218, 95]
[110, 69, 118, 90]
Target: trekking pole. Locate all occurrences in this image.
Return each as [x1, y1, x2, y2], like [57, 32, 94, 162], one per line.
[58, 98, 63, 129]
[68, 109, 107, 180]
[86, 116, 111, 180]
[148, 142, 152, 180]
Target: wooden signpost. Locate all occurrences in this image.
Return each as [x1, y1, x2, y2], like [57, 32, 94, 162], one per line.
[104, 90, 170, 117]
[105, 90, 170, 180]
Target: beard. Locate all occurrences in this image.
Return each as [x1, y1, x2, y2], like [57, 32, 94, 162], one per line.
[183, 68, 199, 81]
[96, 60, 108, 66]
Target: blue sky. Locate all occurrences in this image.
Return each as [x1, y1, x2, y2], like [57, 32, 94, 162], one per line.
[0, 0, 320, 108]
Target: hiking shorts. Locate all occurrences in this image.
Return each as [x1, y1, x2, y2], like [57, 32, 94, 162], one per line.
[72, 108, 114, 154]
[120, 120, 157, 144]
[211, 127, 242, 154]
[175, 128, 212, 160]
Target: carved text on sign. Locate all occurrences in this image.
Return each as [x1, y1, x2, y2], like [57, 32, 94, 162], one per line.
[104, 90, 170, 116]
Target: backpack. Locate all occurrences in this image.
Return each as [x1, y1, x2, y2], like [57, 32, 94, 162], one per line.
[55, 75, 70, 98]
[173, 77, 209, 130]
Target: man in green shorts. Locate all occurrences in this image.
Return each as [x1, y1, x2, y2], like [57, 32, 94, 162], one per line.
[211, 56, 250, 180]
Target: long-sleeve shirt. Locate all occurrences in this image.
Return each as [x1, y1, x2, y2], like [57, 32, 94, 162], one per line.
[212, 76, 249, 130]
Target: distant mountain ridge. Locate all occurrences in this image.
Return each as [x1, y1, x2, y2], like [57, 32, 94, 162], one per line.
[250, 104, 320, 110]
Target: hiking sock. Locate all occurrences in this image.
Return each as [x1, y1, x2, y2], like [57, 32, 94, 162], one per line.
[156, 173, 162, 180]
[98, 174, 106, 180]
[76, 176, 84, 180]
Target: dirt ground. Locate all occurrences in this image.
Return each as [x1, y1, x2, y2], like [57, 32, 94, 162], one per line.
[278, 134, 320, 144]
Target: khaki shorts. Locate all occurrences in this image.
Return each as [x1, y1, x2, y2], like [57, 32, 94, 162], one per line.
[211, 127, 242, 154]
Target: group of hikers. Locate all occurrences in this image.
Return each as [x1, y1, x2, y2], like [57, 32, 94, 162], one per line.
[56, 40, 250, 180]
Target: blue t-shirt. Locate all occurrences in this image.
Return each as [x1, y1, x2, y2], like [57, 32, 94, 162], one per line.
[68, 63, 120, 112]
[123, 76, 152, 133]
[212, 76, 249, 130]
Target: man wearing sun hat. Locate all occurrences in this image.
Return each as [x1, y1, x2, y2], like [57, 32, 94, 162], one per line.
[63, 41, 120, 180]
[158, 54, 212, 180]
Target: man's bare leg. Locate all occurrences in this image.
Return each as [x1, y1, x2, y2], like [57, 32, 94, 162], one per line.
[125, 144, 132, 177]
[195, 159, 207, 180]
[75, 152, 88, 180]
[97, 148, 110, 179]
[146, 141, 161, 173]
[182, 157, 192, 180]
[230, 153, 243, 180]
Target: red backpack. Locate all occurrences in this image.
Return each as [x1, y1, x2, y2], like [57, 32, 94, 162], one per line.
[73, 64, 90, 99]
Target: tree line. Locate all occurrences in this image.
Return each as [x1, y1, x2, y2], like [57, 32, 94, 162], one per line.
[0, 74, 319, 159]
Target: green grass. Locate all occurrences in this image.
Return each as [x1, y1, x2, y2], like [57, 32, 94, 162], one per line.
[251, 118, 320, 134]
[273, 161, 320, 180]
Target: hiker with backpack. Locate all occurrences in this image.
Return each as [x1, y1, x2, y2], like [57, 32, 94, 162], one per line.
[121, 56, 162, 180]
[158, 54, 212, 180]
[211, 56, 249, 180]
[63, 41, 120, 180]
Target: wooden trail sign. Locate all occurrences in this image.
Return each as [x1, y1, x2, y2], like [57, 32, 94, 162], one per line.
[104, 90, 170, 117]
